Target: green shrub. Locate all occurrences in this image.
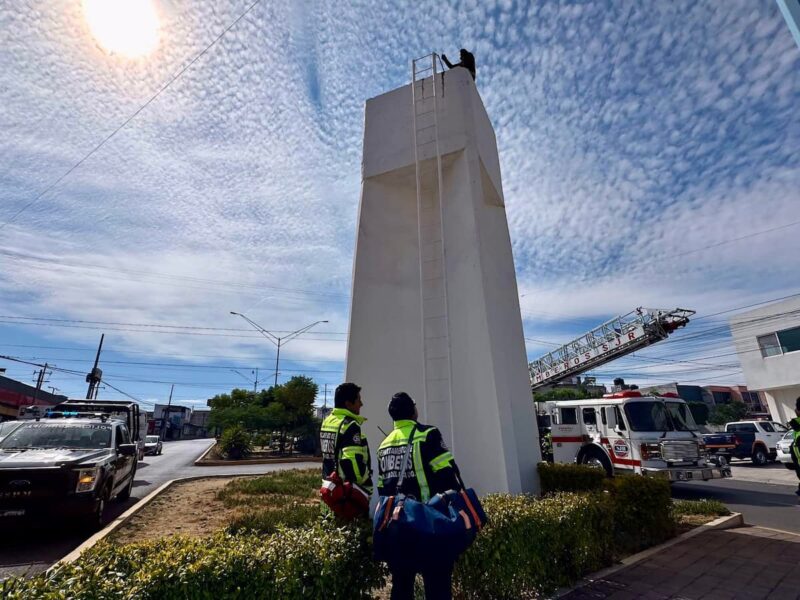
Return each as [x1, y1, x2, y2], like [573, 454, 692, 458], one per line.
[607, 475, 675, 554]
[1, 522, 385, 600]
[227, 502, 321, 535]
[672, 498, 730, 517]
[218, 425, 253, 460]
[454, 493, 613, 599]
[538, 462, 606, 494]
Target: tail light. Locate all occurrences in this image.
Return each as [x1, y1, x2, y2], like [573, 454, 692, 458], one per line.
[732, 435, 741, 446]
[640, 443, 661, 460]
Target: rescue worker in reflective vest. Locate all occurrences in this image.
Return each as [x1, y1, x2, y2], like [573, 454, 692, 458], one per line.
[377, 392, 460, 600]
[789, 396, 800, 499]
[320, 383, 373, 499]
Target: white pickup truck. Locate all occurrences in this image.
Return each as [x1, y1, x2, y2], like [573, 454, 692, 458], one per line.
[724, 420, 789, 465]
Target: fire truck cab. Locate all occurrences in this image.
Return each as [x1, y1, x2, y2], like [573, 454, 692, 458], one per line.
[542, 391, 731, 482]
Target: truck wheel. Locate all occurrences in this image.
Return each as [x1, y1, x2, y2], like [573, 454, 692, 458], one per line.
[84, 485, 111, 531]
[751, 447, 768, 466]
[579, 448, 613, 477]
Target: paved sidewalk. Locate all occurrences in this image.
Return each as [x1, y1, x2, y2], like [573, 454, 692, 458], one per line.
[560, 527, 800, 600]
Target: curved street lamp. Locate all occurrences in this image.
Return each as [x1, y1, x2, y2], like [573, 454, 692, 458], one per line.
[230, 312, 328, 387]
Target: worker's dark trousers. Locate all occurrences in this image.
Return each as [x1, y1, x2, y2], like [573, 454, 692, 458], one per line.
[389, 561, 454, 600]
[792, 443, 800, 490]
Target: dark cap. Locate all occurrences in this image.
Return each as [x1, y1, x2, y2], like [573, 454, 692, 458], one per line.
[388, 392, 416, 421]
[334, 383, 361, 408]
[796, 396, 800, 411]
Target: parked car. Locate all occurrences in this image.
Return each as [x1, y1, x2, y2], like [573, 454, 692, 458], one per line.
[724, 420, 789, 465]
[776, 431, 796, 470]
[143, 435, 163, 455]
[0, 414, 138, 529]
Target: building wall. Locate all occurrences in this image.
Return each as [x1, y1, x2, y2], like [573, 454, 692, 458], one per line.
[729, 296, 800, 420]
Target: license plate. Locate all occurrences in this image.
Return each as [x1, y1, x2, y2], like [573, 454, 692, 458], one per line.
[0, 509, 25, 517]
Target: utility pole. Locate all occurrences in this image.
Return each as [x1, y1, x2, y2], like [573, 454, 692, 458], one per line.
[160, 384, 174, 441]
[323, 383, 328, 409]
[85, 334, 105, 399]
[253, 368, 259, 393]
[32, 363, 49, 405]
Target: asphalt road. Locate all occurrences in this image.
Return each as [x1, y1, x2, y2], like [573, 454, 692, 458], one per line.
[0, 438, 319, 580]
[672, 462, 799, 534]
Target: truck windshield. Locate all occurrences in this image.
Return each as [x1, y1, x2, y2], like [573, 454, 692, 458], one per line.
[666, 402, 699, 431]
[0, 423, 112, 450]
[624, 401, 672, 431]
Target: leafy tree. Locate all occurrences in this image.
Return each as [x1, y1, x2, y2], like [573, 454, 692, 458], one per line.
[207, 376, 319, 456]
[708, 400, 748, 426]
[218, 425, 253, 460]
[533, 386, 604, 403]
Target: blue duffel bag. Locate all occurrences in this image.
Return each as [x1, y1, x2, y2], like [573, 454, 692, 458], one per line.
[373, 426, 487, 570]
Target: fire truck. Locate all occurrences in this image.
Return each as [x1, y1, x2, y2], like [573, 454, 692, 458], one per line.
[541, 391, 731, 481]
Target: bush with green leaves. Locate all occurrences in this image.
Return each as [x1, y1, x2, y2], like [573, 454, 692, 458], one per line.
[607, 475, 675, 554]
[0, 521, 385, 600]
[218, 424, 253, 460]
[538, 461, 606, 494]
[454, 492, 613, 599]
[673, 498, 730, 517]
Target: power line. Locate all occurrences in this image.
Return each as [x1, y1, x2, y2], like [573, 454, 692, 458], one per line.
[0, 0, 264, 231]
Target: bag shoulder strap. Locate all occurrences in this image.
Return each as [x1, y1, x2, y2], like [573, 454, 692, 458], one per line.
[395, 424, 417, 490]
[332, 417, 349, 469]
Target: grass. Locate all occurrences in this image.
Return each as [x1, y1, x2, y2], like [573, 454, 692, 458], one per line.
[215, 468, 318, 507]
[672, 498, 730, 517]
[213, 468, 321, 534]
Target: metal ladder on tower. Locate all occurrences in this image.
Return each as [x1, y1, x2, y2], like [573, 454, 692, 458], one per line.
[411, 53, 455, 447]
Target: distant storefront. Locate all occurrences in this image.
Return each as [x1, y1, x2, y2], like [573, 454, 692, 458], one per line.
[0, 375, 67, 421]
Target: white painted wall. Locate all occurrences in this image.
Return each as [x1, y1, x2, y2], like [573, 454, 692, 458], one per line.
[346, 67, 540, 495]
[729, 296, 800, 420]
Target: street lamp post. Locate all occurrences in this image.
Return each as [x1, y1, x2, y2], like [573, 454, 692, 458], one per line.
[230, 312, 328, 387]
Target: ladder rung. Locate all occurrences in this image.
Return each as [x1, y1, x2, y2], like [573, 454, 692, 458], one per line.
[415, 124, 436, 133]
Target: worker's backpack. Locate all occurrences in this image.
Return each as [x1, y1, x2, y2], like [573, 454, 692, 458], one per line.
[319, 419, 370, 520]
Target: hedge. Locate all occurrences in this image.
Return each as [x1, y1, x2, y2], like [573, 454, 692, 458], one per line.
[538, 462, 606, 494]
[0, 521, 386, 600]
[3, 465, 678, 599]
[538, 462, 675, 555]
[454, 492, 613, 599]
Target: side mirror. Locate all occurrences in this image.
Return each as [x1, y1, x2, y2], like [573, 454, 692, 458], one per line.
[119, 443, 137, 457]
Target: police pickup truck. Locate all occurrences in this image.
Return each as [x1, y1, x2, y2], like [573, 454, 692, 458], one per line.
[0, 411, 138, 529]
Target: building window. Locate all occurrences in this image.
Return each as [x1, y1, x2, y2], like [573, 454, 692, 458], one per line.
[778, 326, 800, 354]
[757, 333, 782, 358]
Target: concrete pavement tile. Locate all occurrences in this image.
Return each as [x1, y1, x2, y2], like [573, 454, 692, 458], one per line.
[606, 591, 638, 600]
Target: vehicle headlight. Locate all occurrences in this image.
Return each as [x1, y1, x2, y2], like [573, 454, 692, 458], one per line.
[76, 467, 100, 493]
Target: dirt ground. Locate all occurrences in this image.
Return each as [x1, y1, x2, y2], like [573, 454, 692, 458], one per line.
[110, 477, 245, 544]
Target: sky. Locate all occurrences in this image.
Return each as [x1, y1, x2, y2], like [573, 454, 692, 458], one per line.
[1, 0, 799, 412]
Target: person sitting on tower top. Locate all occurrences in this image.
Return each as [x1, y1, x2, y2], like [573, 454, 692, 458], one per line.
[442, 48, 475, 81]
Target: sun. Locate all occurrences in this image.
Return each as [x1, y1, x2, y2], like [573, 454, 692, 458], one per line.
[83, 0, 160, 58]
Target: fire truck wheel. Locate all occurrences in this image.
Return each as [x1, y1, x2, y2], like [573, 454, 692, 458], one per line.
[579, 448, 613, 477]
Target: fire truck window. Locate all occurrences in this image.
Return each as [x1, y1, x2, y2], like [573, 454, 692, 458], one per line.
[582, 408, 597, 426]
[561, 408, 578, 425]
[600, 407, 607, 425]
[614, 407, 626, 430]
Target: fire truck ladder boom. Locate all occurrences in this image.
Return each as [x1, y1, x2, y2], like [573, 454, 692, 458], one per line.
[529, 307, 695, 390]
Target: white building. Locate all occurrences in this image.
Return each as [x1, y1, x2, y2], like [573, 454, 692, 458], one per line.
[729, 296, 800, 422]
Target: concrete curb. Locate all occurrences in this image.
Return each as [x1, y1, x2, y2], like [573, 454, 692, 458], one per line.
[53, 467, 319, 569]
[549, 512, 744, 599]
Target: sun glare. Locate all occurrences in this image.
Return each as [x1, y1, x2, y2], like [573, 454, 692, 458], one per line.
[83, 0, 160, 58]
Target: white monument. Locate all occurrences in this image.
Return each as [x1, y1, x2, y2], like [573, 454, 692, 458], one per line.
[345, 58, 541, 495]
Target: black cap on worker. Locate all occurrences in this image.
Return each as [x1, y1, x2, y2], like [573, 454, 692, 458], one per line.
[388, 392, 416, 421]
[795, 395, 800, 411]
[334, 382, 361, 408]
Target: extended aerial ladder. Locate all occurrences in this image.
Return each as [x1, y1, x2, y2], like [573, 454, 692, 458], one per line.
[410, 54, 455, 444]
[529, 308, 695, 390]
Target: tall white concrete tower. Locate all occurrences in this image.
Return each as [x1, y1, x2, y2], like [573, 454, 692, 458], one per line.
[345, 59, 540, 495]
